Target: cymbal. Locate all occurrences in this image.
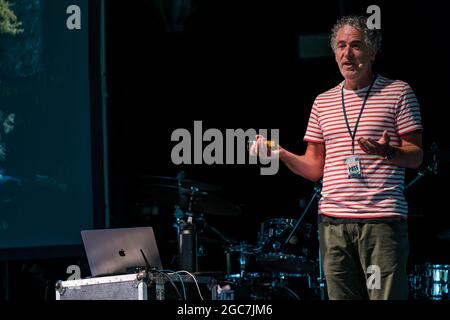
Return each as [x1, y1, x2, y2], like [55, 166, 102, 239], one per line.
[139, 175, 222, 193]
[138, 184, 241, 216]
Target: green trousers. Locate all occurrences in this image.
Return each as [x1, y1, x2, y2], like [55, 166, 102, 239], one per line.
[318, 220, 409, 300]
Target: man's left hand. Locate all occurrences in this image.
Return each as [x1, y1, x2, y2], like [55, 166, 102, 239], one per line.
[358, 130, 391, 157]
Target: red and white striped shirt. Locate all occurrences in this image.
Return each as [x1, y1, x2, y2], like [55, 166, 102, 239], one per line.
[304, 75, 423, 219]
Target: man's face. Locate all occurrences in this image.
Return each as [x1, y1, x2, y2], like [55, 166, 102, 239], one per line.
[334, 25, 376, 80]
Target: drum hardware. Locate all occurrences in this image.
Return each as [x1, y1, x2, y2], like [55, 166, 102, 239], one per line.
[254, 180, 325, 298]
[219, 271, 306, 300]
[282, 181, 322, 250]
[224, 242, 258, 280]
[317, 243, 327, 300]
[198, 216, 236, 245]
[263, 273, 305, 300]
[174, 174, 200, 272]
[174, 200, 237, 272]
[176, 207, 197, 272]
[409, 263, 450, 300]
[405, 142, 439, 190]
[256, 252, 313, 274]
[426, 264, 449, 300]
[141, 171, 240, 272]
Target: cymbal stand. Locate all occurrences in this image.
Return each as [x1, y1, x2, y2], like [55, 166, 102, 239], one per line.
[317, 240, 327, 300]
[283, 181, 322, 248]
[197, 215, 235, 245]
[174, 186, 199, 272]
[281, 180, 326, 299]
[405, 142, 438, 190]
[405, 162, 436, 190]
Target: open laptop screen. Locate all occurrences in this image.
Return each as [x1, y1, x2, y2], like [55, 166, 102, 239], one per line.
[81, 227, 162, 277]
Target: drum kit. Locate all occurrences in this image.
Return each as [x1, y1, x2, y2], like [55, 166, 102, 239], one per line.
[220, 217, 318, 300]
[138, 172, 322, 300]
[138, 141, 449, 300]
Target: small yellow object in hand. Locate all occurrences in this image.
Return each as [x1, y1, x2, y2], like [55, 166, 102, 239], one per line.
[265, 140, 278, 149]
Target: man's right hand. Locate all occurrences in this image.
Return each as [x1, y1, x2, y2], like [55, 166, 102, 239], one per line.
[249, 135, 282, 159]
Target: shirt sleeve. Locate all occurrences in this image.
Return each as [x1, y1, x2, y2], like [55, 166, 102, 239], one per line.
[303, 101, 325, 143]
[395, 82, 423, 135]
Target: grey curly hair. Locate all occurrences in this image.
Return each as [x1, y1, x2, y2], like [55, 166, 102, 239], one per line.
[330, 15, 382, 54]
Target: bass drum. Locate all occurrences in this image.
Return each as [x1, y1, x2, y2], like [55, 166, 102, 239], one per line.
[256, 218, 314, 274]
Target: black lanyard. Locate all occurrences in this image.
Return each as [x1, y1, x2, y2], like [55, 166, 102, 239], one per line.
[341, 75, 377, 155]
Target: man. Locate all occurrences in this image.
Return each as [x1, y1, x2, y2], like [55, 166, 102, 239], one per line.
[251, 16, 423, 300]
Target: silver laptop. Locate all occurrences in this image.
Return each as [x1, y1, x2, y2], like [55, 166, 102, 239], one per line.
[81, 227, 163, 277]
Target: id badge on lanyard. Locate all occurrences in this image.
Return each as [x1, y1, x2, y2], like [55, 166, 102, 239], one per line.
[341, 75, 377, 180]
[345, 155, 362, 179]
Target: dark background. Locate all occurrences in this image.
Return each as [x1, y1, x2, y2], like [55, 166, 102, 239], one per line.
[106, 0, 449, 267]
[2, 0, 449, 300]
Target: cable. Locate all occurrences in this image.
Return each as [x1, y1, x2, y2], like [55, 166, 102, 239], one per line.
[177, 271, 204, 300]
[283, 286, 302, 300]
[174, 271, 204, 300]
[151, 270, 183, 300]
[161, 269, 187, 300]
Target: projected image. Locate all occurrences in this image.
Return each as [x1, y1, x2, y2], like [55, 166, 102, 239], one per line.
[0, 0, 94, 250]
